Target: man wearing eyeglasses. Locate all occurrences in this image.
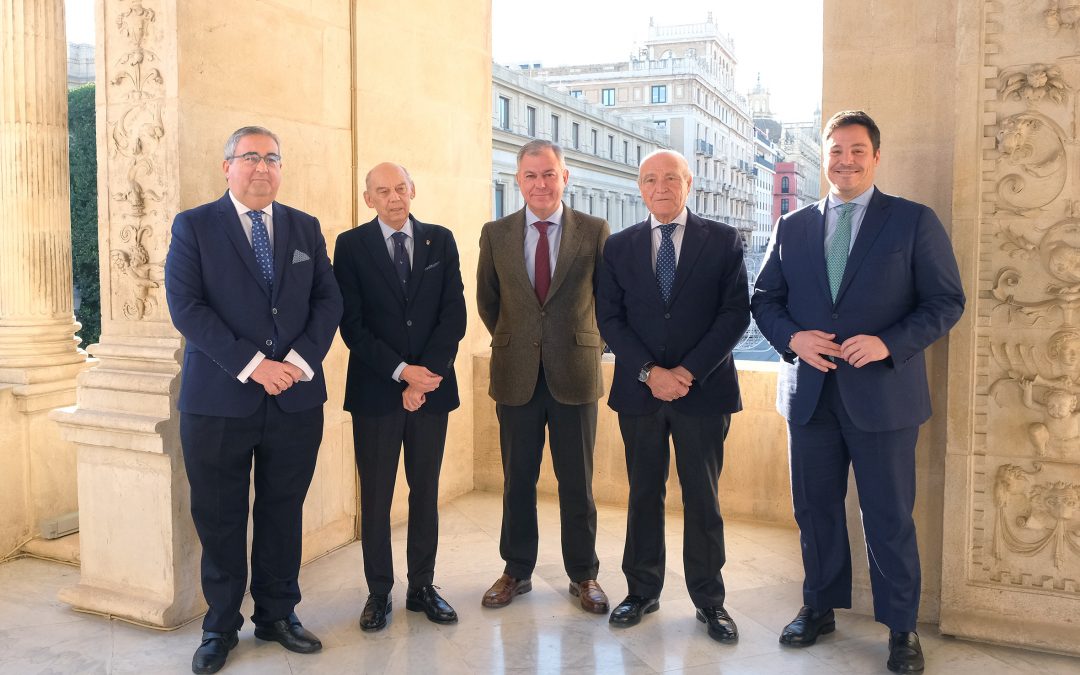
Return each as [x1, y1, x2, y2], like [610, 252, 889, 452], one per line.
[165, 126, 342, 674]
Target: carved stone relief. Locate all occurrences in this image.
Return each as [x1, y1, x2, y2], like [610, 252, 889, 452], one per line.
[107, 0, 166, 321]
[973, 3, 1080, 596]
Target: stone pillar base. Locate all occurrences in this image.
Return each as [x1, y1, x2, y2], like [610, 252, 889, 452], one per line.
[51, 335, 203, 629]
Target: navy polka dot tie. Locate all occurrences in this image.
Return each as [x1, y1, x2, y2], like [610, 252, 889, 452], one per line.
[392, 231, 410, 286]
[656, 222, 677, 304]
[248, 210, 273, 294]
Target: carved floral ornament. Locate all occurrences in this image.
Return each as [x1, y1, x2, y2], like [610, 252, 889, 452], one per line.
[1045, 0, 1080, 36]
[108, 0, 167, 321]
[999, 64, 1069, 106]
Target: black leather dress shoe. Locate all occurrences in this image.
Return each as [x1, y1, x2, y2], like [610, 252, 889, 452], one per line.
[608, 595, 660, 626]
[406, 585, 458, 624]
[887, 631, 924, 673]
[779, 605, 835, 646]
[192, 630, 238, 674]
[359, 594, 392, 632]
[696, 606, 739, 642]
[253, 612, 322, 654]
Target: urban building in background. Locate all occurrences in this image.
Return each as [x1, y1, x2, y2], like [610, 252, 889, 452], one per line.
[67, 42, 93, 89]
[491, 65, 666, 230]
[522, 15, 758, 245]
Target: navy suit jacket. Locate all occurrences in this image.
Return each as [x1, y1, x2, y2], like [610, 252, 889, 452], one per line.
[165, 192, 343, 418]
[333, 215, 467, 415]
[750, 188, 965, 431]
[597, 210, 750, 417]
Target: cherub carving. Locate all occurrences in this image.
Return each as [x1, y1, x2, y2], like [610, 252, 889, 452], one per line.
[1021, 380, 1080, 457]
[992, 329, 1080, 392]
[1021, 482, 1080, 531]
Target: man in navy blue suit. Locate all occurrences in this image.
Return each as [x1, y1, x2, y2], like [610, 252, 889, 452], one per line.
[332, 162, 466, 632]
[165, 126, 342, 674]
[751, 111, 964, 674]
[597, 150, 749, 643]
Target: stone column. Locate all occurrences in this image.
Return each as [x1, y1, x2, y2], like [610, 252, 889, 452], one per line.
[51, 0, 199, 627]
[0, 0, 89, 557]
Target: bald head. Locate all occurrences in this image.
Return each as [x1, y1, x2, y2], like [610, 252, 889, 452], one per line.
[364, 162, 415, 230]
[637, 150, 693, 223]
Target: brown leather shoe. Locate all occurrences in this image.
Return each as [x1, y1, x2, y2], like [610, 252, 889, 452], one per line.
[481, 573, 532, 608]
[569, 579, 609, 614]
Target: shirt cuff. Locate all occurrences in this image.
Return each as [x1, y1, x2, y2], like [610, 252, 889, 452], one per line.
[284, 350, 314, 382]
[392, 362, 407, 382]
[238, 352, 266, 383]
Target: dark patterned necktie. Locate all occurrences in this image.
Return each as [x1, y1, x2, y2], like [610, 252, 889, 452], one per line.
[656, 222, 677, 304]
[248, 210, 273, 293]
[534, 221, 551, 303]
[392, 231, 410, 286]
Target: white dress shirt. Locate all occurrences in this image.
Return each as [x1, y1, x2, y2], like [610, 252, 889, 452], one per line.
[649, 206, 689, 272]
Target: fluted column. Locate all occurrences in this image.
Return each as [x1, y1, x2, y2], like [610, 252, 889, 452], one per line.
[0, 0, 84, 370]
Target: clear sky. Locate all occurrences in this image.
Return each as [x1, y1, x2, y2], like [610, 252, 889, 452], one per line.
[65, 0, 822, 122]
[493, 0, 823, 122]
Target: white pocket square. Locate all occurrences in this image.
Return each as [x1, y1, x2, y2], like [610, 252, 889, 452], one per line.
[424, 261, 441, 271]
[292, 249, 311, 264]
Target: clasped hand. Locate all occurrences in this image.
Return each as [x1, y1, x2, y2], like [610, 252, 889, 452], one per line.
[401, 365, 442, 412]
[789, 330, 889, 372]
[647, 365, 694, 402]
[251, 359, 304, 395]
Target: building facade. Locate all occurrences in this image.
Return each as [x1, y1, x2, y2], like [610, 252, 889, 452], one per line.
[491, 64, 667, 231]
[751, 127, 780, 254]
[525, 15, 757, 243]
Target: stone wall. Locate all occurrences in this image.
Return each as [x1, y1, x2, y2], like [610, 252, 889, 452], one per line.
[473, 354, 796, 526]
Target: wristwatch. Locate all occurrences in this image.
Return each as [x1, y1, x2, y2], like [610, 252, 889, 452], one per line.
[638, 362, 656, 383]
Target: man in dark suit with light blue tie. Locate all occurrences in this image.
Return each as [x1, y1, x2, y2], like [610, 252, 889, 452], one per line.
[165, 126, 342, 674]
[597, 150, 750, 643]
[332, 162, 466, 632]
[751, 111, 964, 674]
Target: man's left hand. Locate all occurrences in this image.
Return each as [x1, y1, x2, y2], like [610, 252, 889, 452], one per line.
[403, 384, 426, 412]
[840, 335, 890, 368]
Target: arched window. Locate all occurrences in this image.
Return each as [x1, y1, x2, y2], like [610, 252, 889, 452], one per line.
[781, 176, 790, 193]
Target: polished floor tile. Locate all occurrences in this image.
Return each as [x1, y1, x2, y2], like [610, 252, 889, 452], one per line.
[1, 491, 1078, 674]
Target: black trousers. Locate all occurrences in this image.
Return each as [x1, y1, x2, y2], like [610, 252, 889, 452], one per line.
[352, 409, 448, 595]
[181, 398, 323, 632]
[618, 404, 730, 608]
[789, 373, 920, 632]
[496, 370, 599, 581]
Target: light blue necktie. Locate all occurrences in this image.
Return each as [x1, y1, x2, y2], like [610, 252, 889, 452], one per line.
[248, 210, 273, 294]
[656, 223, 677, 304]
[826, 203, 855, 301]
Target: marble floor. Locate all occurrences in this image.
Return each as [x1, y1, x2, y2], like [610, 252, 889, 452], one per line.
[1, 491, 1077, 674]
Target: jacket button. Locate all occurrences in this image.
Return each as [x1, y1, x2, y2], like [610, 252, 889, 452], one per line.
[664, 313, 671, 319]
[831, 313, 839, 319]
[272, 308, 278, 315]
[533, 341, 539, 347]
[406, 320, 413, 327]
[540, 311, 546, 317]
[265, 340, 273, 346]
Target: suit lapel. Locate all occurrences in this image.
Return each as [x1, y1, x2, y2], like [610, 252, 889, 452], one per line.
[807, 198, 830, 300]
[271, 202, 290, 302]
[359, 218, 407, 304]
[218, 193, 270, 297]
[629, 220, 660, 304]
[835, 188, 890, 303]
[504, 210, 535, 302]
[545, 204, 581, 305]
[668, 211, 708, 306]
[405, 216, 430, 302]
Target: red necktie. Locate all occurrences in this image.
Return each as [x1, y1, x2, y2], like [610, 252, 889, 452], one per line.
[534, 221, 551, 303]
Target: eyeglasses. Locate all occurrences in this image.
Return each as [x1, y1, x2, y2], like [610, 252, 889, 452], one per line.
[229, 152, 282, 168]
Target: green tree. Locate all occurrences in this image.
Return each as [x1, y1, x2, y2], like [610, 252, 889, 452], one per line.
[68, 84, 99, 349]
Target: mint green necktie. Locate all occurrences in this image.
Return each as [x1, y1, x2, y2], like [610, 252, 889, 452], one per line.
[827, 203, 855, 301]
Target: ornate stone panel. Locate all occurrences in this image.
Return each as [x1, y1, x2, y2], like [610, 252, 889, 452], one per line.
[953, 0, 1080, 646]
[105, 0, 167, 322]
